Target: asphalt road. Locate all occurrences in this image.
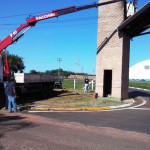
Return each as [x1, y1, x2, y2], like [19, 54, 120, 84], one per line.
[129, 87, 150, 107]
[0, 87, 150, 150]
[29, 88, 150, 134]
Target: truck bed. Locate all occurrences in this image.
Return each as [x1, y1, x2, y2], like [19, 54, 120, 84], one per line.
[14, 73, 63, 83]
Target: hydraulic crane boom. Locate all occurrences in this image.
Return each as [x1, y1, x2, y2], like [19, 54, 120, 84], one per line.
[0, 0, 123, 52]
[0, 0, 123, 79]
[27, 0, 123, 24]
[0, 23, 30, 53]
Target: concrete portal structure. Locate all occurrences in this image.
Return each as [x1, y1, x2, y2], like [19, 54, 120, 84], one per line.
[96, 0, 150, 100]
[118, 1, 150, 38]
[96, 0, 130, 99]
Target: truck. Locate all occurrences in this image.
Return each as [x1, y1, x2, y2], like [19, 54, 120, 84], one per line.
[14, 73, 63, 97]
[0, 72, 64, 106]
[0, 0, 124, 107]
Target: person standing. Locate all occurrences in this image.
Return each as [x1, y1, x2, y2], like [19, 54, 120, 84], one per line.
[84, 76, 89, 93]
[7, 78, 17, 113]
[3, 78, 9, 109]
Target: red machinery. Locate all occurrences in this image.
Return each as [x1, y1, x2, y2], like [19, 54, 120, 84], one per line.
[0, 0, 123, 79]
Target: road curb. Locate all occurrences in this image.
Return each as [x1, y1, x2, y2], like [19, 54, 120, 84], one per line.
[110, 99, 135, 109]
[129, 87, 150, 92]
[30, 107, 110, 111]
[30, 99, 135, 111]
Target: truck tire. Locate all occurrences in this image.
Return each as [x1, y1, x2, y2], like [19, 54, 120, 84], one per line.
[0, 83, 5, 108]
[42, 86, 49, 99]
[49, 83, 54, 95]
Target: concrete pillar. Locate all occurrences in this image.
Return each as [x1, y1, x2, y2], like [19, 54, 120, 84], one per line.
[96, 0, 130, 100]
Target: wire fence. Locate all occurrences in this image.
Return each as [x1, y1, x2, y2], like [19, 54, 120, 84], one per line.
[62, 78, 95, 90]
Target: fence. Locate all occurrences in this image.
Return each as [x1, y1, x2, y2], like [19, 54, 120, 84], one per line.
[62, 78, 96, 90]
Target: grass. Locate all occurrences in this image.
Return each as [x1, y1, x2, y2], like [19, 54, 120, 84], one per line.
[129, 81, 150, 90]
[62, 78, 95, 90]
[34, 89, 124, 108]
[63, 79, 150, 90]
[22, 79, 134, 108]
[33, 80, 149, 108]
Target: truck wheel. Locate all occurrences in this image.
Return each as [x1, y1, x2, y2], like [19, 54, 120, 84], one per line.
[0, 83, 5, 108]
[49, 84, 54, 95]
[60, 82, 62, 89]
[42, 87, 49, 99]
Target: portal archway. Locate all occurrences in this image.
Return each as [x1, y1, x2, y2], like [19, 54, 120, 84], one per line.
[96, 0, 150, 100]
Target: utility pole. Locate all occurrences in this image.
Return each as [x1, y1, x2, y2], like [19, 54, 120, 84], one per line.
[57, 58, 62, 76]
[75, 56, 79, 74]
[93, 69, 95, 75]
[81, 67, 84, 73]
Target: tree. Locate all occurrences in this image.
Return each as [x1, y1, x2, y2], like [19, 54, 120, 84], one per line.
[29, 69, 89, 76]
[46, 69, 75, 76]
[45, 70, 51, 75]
[30, 70, 38, 74]
[2, 52, 25, 73]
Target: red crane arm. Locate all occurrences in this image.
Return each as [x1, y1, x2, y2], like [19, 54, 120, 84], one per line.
[0, 0, 123, 78]
[27, 0, 123, 25]
[0, 0, 123, 53]
[0, 23, 31, 52]
[3, 55, 10, 77]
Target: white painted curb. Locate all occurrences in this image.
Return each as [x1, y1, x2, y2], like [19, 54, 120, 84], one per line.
[110, 99, 135, 109]
[129, 87, 150, 92]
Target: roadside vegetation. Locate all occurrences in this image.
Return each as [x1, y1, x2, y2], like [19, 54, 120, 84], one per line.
[34, 89, 124, 108]
[129, 81, 150, 90]
[33, 79, 124, 108]
[19, 79, 132, 108]
[62, 78, 95, 90]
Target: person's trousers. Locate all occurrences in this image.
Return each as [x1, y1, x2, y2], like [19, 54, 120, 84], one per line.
[84, 84, 89, 93]
[8, 96, 17, 112]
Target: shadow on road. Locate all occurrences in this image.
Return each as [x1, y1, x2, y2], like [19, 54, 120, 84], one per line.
[0, 113, 37, 148]
[129, 90, 150, 98]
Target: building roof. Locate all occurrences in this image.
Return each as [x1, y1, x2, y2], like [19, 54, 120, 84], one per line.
[118, 2, 150, 38]
[129, 59, 150, 79]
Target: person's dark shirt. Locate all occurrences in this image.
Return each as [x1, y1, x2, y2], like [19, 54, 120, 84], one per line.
[7, 82, 15, 96]
[84, 78, 89, 84]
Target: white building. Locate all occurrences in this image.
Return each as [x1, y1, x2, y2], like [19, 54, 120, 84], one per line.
[129, 59, 150, 80]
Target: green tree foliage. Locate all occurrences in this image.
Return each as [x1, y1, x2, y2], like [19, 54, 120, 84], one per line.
[8, 55, 25, 73]
[2, 52, 25, 73]
[29, 69, 88, 76]
[50, 69, 75, 76]
[45, 70, 51, 75]
[30, 70, 38, 74]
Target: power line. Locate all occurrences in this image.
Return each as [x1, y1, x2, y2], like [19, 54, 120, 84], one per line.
[0, 6, 97, 19]
[36, 22, 97, 28]
[0, 22, 98, 31]
[0, 1, 100, 19]
[0, 10, 54, 19]
[0, 16, 98, 26]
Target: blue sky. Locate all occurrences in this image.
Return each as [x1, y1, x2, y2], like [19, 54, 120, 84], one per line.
[0, 0, 149, 74]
